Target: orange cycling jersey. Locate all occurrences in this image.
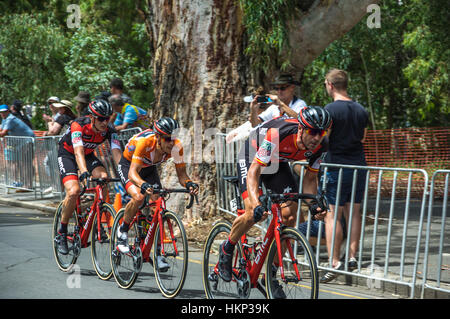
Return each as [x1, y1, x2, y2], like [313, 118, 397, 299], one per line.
[123, 129, 185, 168]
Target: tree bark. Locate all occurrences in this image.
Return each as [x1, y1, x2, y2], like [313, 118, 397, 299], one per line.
[142, 0, 380, 219]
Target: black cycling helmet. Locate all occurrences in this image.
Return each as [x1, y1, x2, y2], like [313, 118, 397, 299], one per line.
[298, 106, 332, 130]
[153, 117, 180, 136]
[88, 99, 113, 117]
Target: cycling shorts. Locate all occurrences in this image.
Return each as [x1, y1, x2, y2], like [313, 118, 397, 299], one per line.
[117, 156, 162, 191]
[57, 150, 104, 184]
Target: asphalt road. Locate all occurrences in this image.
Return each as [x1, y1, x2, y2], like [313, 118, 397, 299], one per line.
[0, 204, 393, 303]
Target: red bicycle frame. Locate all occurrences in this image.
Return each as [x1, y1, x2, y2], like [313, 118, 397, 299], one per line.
[69, 179, 118, 247]
[226, 194, 303, 288]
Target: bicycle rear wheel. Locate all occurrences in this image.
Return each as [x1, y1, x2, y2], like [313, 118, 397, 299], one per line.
[265, 227, 319, 299]
[153, 210, 188, 298]
[91, 202, 116, 280]
[110, 208, 140, 289]
[52, 202, 79, 272]
[202, 221, 244, 299]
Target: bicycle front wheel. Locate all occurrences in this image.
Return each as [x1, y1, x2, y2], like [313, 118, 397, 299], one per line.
[52, 202, 79, 272]
[153, 210, 188, 298]
[265, 227, 319, 299]
[110, 208, 140, 289]
[91, 202, 116, 280]
[202, 221, 244, 299]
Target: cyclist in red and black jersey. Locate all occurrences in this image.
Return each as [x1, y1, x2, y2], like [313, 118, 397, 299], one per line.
[218, 106, 333, 295]
[56, 99, 122, 255]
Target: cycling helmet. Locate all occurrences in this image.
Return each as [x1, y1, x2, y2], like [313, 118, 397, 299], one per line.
[153, 117, 180, 136]
[88, 99, 113, 117]
[298, 106, 332, 130]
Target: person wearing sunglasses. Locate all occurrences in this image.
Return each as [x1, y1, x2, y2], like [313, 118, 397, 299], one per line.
[56, 99, 122, 255]
[250, 73, 307, 127]
[218, 106, 331, 297]
[115, 117, 199, 268]
[319, 69, 369, 283]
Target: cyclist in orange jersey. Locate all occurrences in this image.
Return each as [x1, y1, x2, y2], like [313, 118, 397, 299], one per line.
[115, 117, 199, 264]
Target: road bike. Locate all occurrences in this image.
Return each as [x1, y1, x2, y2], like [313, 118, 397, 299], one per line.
[110, 187, 198, 298]
[202, 175, 328, 299]
[52, 177, 120, 280]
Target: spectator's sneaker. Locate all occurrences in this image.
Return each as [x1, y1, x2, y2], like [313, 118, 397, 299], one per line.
[57, 232, 69, 255]
[348, 257, 358, 271]
[157, 255, 170, 273]
[116, 228, 130, 254]
[320, 262, 344, 283]
[218, 242, 233, 282]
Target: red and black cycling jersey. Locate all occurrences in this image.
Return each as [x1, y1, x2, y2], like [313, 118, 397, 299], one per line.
[246, 117, 328, 172]
[58, 116, 121, 156]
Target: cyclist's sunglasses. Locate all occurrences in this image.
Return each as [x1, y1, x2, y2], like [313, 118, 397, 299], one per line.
[305, 128, 327, 137]
[273, 85, 290, 91]
[161, 135, 173, 142]
[95, 116, 110, 122]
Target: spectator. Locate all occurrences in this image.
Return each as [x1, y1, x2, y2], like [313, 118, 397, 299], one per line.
[10, 99, 33, 129]
[109, 77, 132, 104]
[74, 91, 91, 117]
[95, 91, 112, 102]
[43, 97, 61, 125]
[108, 94, 150, 131]
[44, 100, 76, 136]
[318, 68, 369, 283]
[250, 73, 307, 127]
[0, 104, 35, 137]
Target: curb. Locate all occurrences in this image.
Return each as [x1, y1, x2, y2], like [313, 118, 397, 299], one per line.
[0, 197, 56, 213]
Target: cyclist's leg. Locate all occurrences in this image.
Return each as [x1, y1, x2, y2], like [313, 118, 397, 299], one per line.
[88, 154, 108, 199]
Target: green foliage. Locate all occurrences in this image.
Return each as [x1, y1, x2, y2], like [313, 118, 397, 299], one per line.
[0, 13, 70, 105]
[300, 0, 449, 129]
[64, 26, 152, 104]
[238, 0, 299, 72]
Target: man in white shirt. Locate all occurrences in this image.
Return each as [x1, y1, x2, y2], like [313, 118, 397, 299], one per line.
[250, 73, 307, 127]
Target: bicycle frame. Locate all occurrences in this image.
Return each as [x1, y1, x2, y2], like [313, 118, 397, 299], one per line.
[233, 200, 300, 289]
[70, 180, 116, 248]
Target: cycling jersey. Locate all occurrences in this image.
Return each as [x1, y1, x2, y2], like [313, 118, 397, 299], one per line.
[59, 116, 121, 155]
[122, 129, 185, 168]
[249, 117, 328, 171]
[237, 117, 328, 200]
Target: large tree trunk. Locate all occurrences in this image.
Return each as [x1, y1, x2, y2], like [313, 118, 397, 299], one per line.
[141, 0, 380, 219]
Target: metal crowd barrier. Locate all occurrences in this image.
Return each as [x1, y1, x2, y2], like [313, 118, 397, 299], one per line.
[421, 170, 450, 297]
[0, 136, 36, 194]
[215, 132, 448, 298]
[310, 163, 429, 299]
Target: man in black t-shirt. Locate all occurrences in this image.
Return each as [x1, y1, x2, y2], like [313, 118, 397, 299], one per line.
[320, 69, 369, 283]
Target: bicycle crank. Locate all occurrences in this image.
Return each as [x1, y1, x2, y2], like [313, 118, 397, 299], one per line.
[236, 269, 251, 299]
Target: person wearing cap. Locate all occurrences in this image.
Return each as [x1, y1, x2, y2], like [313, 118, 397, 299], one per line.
[108, 94, 150, 131]
[0, 104, 35, 137]
[44, 100, 77, 136]
[250, 73, 307, 127]
[43, 96, 61, 124]
[10, 99, 33, 129]
[74, 91, 91, 117]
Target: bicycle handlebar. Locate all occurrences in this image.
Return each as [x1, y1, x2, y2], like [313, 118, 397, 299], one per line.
[259, 191, 329, 214]
[145, 188, 199, 209]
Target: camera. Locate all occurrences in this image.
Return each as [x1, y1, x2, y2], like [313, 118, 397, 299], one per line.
[256, 95, 269, 103]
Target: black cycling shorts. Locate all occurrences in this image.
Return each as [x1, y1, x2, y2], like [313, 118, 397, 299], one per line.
[117, 156, 162, 191]
[57, 150, 104, 184]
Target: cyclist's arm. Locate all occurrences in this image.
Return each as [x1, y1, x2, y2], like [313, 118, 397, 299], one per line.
[128, 161, 147, 189]
[302, 169, 318, 196]
[73, 145, 88, 175]
[71, 126, 88, 175]
[109, 132, 122, 165]
[247, 162, 263, 209]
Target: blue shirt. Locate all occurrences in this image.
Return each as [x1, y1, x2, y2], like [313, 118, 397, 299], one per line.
[1, 113, 35, 137]
[114, 103, 150, 129]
